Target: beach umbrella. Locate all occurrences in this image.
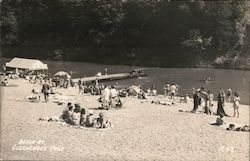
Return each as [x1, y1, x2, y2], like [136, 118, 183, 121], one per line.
[54, 71, 71, 78]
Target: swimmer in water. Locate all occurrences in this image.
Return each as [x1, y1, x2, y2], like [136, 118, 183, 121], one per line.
[205, 76, 211, 83]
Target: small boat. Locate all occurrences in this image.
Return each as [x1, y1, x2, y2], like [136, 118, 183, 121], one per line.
[129, 69, 147, 77]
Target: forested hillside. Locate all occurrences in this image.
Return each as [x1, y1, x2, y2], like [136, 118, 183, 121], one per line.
[1, 0, 250, 69]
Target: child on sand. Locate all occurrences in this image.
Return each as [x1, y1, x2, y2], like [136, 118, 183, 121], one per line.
[97, 112, 112, 128]
[80, 108, 87, 126]
[233, 92, 240, 118]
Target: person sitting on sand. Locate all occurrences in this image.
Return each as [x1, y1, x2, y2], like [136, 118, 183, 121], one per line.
[96, 112, 112, 128]
[210, 115, 225, 126]
[179, 94, 190, 103]
[80, 108, 87, 126]
[233, 92, 240, 118]
[138, 90, 146, 99]
[115, 97, 123, 108]
[152, 88, 157, 96]
[85, 110, 96, 127]
[3, 78, 9, 86]
[70, 104, 81, 125]
[147, 88, 152, 96]
[61, 103, 74, 124]
[61, 103, 72, 121]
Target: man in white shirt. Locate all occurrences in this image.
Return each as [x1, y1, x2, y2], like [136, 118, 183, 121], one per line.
[170, 83, 177, 101]
[103, 86, 111, 110]
[110, 86, 118, 108]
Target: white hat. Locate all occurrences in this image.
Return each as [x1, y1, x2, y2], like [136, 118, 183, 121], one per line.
[89, 110, 93, 115]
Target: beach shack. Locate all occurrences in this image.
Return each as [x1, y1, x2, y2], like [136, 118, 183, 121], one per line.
[5, 57, 48, 76]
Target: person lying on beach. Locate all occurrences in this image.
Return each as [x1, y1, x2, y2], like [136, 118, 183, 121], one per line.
[118, 89, 128, 97]
[96, 112, 112, 128]
[32, 89, 40, 94]
[151, 100, 173, 106]
[25, 95, 41, 102]
[226, 124, 250, 132]
[39, 116, 61, 122]
[179, 94, 190, 103]
[209, 116, 250, 132]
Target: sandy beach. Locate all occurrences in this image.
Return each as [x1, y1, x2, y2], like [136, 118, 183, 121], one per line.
[0, 79, 249, 161]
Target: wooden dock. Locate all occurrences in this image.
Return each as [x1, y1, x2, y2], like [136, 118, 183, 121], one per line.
[72, 70, 146, 84]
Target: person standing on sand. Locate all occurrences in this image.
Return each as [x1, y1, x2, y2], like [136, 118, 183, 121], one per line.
[95, 78, 100, 95]
[105, 68, 108, 75]
[199, 87, 209, 114]
[103, 86, 111, 110]
[233, 92, 240, 118]
[191, 89, 201, 113]
[217, 90, 228, 117]
[207, 90, 214, 114]
[78, 79, 82, 94]
[110, 85, 118, 107]
[166, 83, 170, 97]
[163, 85, 167, 96]
[226, 88, 233, 103]
[170, 83, 177, 102]
[42, 80, 50, 102]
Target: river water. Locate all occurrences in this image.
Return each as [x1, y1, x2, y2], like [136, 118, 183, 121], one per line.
[1, 59, 250, 105]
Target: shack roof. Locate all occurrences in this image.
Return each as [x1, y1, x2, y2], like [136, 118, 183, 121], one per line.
[6, 57, 48, 70]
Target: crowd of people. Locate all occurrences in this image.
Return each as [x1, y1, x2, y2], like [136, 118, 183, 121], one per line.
[2, 67, 245, 132]
[61, 103, 112, 128]
[191, 87, 241, 118]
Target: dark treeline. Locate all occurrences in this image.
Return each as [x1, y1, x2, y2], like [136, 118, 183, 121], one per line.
[1, 0, 250, 69]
